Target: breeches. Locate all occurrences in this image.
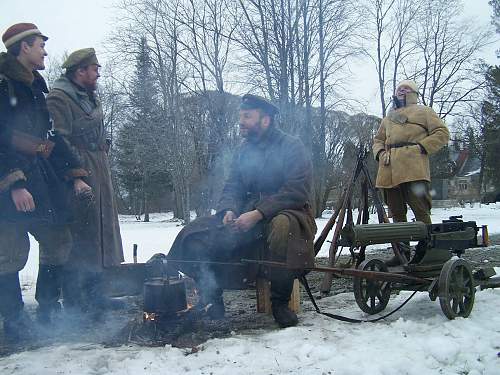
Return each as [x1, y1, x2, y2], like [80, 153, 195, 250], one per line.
[266, 214, 294, 262]
[384, 181, 432, 224]
[0, 223, 72, 274]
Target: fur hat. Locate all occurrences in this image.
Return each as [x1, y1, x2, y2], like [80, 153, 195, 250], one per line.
[396, 80, 418, 94]
[2, 23, 48, 49]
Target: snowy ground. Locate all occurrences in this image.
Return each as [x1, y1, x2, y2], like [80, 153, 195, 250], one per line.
[1, 287, 500, 375]
[2, 203, 500, 374]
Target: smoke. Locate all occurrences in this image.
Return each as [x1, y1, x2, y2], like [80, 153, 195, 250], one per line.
[410, 181, 428, 198]
[195, 264, 220, 304]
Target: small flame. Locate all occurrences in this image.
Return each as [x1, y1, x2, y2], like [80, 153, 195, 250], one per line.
[143, 312, 157, 321]
[178, 303, 194, 314]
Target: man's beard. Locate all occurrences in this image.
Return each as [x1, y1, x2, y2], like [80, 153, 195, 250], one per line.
[240, 123, 262, 142]
[85, 82, 97, 91]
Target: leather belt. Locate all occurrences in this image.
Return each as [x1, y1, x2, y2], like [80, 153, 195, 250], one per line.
[387, 142, 417, 149]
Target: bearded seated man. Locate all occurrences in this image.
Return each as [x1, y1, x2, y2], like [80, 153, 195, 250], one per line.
[167, 94, 316, 328]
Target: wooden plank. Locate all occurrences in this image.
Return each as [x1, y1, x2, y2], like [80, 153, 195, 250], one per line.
[256, 278, 272, 313]
[256, 278, 300, 314]
[288, 279, 300, 313]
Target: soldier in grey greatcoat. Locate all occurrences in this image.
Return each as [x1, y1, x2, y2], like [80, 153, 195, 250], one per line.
[45, 48, 124, 313]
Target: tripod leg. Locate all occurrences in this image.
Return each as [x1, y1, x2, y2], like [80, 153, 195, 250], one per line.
[319, 206, 346, 295]
[318, 152, 363, 296]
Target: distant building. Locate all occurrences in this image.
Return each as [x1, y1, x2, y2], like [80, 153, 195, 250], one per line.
[445, 146, 496, 203]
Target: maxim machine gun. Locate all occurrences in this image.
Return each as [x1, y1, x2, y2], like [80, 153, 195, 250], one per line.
[341, 215, 484, 266]
[336, 215, 496, 320]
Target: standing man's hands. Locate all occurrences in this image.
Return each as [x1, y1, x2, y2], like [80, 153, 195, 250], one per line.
[11, 188, 35, 212]
[223, 210, 236, 225]
[233, 210, 263, 232]
[73, 178, 92, 196]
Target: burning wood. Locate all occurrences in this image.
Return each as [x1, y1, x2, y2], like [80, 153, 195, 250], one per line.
[143, 312, 157, 322]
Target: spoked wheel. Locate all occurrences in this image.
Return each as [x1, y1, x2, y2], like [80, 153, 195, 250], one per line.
[438, 258, 475, 320]
[353, 259, 392, 314]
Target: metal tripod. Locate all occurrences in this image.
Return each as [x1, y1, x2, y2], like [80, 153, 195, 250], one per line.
[313, 147, 408, 296]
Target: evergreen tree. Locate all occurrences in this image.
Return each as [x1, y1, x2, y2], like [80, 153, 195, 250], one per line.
[115, 37, 171, 221]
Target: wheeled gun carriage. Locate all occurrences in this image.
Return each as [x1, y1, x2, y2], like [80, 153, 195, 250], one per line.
[338, 215, 497, 319]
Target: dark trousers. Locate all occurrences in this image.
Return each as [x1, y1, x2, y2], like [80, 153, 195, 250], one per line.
[0, 223, 71, 274]
[384, 180, 432, 224]
[171, 214, 301, 304]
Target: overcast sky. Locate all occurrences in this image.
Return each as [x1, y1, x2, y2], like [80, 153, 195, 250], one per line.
[0, 0, 497, 116]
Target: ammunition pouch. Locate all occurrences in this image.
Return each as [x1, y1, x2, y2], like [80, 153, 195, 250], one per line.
[10, 130, 55, 159]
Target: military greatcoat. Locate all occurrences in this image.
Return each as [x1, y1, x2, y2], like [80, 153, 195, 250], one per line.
[47, 76, 123, 269]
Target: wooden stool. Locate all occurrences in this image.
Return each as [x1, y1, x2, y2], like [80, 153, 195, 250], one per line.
[256, 278, 300, 314]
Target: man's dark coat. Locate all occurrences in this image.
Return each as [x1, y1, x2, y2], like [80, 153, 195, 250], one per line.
[0, 52, 85, 225]
[168, 126, 316, 284]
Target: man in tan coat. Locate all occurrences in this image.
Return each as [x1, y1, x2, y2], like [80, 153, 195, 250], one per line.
[45, 48, 124, 314]
[373, 80, 449, 265]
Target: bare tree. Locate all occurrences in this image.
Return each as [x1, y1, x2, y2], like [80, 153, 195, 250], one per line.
[362, 0, 421, 117]
[176, 0, 238, 216]
[312, 0, 361, 215]
[109, 0, 196, 222]
[363, 0, 492, 119]
[409, 0, 492, 119]
[42, 52, 68, 88]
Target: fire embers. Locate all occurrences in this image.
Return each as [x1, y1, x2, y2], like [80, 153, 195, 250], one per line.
[143, 312, 157, 322]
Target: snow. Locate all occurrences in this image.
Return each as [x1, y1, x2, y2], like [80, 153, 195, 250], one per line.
[2, 289, 500, 374]
[3, 203, 500, 374]
[464, 168, 481, 177]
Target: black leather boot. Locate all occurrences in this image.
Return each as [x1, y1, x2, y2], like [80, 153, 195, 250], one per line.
[194, 267, 225, 319]
[199, 288, 225, 319]
[35, 265, 63, 325]
[269, 269, 298, 328]
[0, 272, 37, 344]
[61, 266, 82, 313]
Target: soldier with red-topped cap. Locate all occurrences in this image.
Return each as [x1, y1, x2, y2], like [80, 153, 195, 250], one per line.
[0, 23, 90, 343]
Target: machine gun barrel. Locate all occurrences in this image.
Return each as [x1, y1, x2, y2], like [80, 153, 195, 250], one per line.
[341, 221, 429, 247]
[341, 217, 482, 255]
